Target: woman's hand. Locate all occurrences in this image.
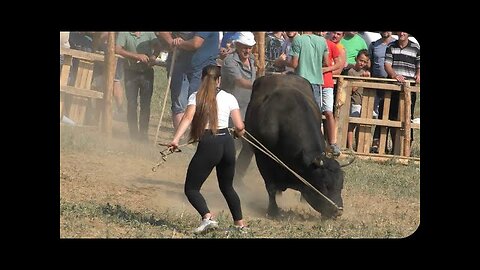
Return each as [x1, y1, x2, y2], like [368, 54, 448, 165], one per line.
[167, 138, 180, 151]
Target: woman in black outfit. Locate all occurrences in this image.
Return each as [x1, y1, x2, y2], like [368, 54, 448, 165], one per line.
[168, 65, 247, 233]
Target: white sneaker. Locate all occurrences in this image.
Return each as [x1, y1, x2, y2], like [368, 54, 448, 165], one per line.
[194, 218, 219, 233]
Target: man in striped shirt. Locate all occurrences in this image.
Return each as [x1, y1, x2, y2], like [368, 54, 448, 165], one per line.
[384, 31, 420, 153]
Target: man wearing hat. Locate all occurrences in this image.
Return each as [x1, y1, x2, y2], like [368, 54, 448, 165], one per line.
[220, 31, 257, 186]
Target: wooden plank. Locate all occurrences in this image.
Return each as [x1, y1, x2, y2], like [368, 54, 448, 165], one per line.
[335, 79, 351, 148]
[378, 127, 388, 154]
[60, 55, 72, 86]
[60, 85, 104, 99]
[361, 88, 376, 153]
[60, 47, 105, 62]
[348, 118, 418, 130]
[60, 55, 72, 121]
[101, 32, 116, 137]
[393, 88, 405, 156]
[356, 87, 369, 153]
[253, 32, 266, 77]
[346, 152, 420, 165]
[403, 84, 412, 157]
[410, 85, 420, 93]
[348, 117, 402, 127]
[334, 74, 417, 84]
[350, 81, 402, 91]
[71, 100, 87, 125]
[335, 77, 348, 109]
[60, 92, 64, 121]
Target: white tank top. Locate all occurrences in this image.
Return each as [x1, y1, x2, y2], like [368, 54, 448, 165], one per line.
[187, 89, 240, 129]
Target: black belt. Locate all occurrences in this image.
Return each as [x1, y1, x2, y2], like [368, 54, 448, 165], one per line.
[204, 128, 229, 136]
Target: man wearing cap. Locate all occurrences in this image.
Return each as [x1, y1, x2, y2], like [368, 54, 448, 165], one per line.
[220, 31, 257, 186]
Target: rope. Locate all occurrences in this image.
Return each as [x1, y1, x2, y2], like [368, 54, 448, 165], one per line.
[151, 141, 195, 172]
[237, 129, 340, 211]
[154, 48, 177, 146]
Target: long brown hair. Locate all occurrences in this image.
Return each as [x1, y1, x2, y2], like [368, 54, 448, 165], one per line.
[189, 65, 221, 142]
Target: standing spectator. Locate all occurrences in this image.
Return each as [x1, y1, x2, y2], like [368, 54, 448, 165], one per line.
[340, 31, 368, 73]
[265, 32, 286, 73]
[156, 32, 220, 131]
[274, 31, 299, 74]
[168, 65, 247, 233]
[115, 32, 160, 142]
[346, 50, 370, 150]
[329, 32, 346, 76]
[220, 32, 257, 185]
[384, 31, 420, 153]
[316, 31, 343, 156]
[218, 32, 238, 64]
[369, 31, 396, 153]
[369, 31, 396, 117]
[280, 32, 338, 155]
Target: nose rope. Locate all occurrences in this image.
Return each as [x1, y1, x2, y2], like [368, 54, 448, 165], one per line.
[231, 128, 340, 211]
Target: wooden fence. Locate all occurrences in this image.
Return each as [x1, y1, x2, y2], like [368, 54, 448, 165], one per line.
[334, 75, 420, 161]
[60, 39, 118, 137]
[60, 47, 107, 126]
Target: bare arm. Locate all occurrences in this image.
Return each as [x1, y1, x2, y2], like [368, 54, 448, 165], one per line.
[156, 32, 174, 47]
[332, 48, 346, 75]
[115, 45, 149, 63]
[230, 109, 245, 137]
[285, 55, 299, 69]
[168, 105, 196, 148]
[323, 55, 343, 73]
[385, 62, 405, 83]
[175, 36, 204, 51]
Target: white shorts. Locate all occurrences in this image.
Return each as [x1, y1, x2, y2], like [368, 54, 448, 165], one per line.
[350, 104, 362, 117]
[321, 87, 334, 112]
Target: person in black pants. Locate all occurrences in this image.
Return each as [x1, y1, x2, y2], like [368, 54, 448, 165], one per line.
[115, 32, 160, 142]
[168, 65, 247, 233]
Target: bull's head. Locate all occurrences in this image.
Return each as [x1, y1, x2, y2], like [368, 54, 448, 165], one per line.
[301, 155, 346, 219]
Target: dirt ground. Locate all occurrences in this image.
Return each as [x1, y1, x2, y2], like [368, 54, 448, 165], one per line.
[60, 113, 420, 238]
[60, 116, 316, 222]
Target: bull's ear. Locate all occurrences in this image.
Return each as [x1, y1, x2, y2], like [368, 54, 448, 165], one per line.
[312, 156, 324, 167]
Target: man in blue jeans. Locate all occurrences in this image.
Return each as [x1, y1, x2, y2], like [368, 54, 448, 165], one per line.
[156, 32, 220, 132]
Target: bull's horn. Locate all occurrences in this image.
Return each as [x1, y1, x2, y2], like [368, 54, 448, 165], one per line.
[312, 156, 324, 167]
[339, 150, 356, 167]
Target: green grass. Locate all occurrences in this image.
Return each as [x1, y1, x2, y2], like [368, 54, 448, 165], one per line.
[151, 66, 171, 121]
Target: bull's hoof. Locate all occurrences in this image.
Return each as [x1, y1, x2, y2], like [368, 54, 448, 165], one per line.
[336, 208, 343, 217]
[321, 207, 343, 220]
[266, 208, 281, 219]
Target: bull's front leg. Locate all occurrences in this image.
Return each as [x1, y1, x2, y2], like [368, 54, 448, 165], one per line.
[266, 184, 280, 217]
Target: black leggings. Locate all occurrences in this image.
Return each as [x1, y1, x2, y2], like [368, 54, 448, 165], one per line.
[185, 128, 243, 221]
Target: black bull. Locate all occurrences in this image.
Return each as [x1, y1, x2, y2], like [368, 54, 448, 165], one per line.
[243, 74, 348, 219]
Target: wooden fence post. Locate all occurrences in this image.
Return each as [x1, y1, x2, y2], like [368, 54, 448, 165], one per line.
[254, 32, 265, 77]
[335, 77, 350, 148]
[101, 32, 115, 137]
[403, 83, 412, 157]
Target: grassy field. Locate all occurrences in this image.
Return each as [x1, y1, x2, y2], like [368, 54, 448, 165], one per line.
[60, 66, 421, 238]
